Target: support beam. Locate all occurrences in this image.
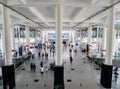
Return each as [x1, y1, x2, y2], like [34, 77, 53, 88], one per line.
[72, 8, 88, 20]
[25, 26, 30, 47]
[2, 0, 12, 65]
[29, 7, 49, 26]
[87, 26, 92, 45]
[54, 4, 64, 89]
[101, 24, 107, 57]
[100, 0, 114, 88]
[11, 20, 15, 50]
[105, 0, 115, 65]
[19, 0, 49, 26]
[55, 4, 62, 65]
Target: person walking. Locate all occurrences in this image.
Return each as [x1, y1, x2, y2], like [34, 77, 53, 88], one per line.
[45, 52, 48, 60]
[69, 48, 72, 55]
[33, 63, 36, 72]
[30, 63, 33, 71]
[45, 66, 48, 73]
[40, 67, 44, 75]
[70, 56, 73, 65]
[41, 51, 44, 61]
[38, 51, 41, 57]
[52, 49, 55, 57]
[114, 67, 119, 84]
[40, 61, 44, 67]
[50, 48, 52, 56]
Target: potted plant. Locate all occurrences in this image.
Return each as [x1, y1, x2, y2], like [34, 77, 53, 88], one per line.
[54, 84, 64, 89]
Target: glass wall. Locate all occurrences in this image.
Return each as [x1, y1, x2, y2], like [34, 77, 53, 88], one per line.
[14, 24, 26, 57]
[90, 26, 103, 56]
[113, 29, 120, 60]
[43, 31, 74, 44]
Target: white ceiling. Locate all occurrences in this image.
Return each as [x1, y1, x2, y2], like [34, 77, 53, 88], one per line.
[1, 0, 120, 29]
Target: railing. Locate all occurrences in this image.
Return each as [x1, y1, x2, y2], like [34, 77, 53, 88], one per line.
[13, 54, 31, 68]
[113, 56, 120, 60]
[112, 51, 120, 60]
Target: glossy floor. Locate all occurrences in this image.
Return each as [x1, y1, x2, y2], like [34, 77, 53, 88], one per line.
[0, 47, 120, 89]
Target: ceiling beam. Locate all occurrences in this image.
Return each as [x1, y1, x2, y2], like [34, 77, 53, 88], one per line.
[92, 0, 99, 4]
[10, 4, 110, 8]
[18, 0, 49, 27]
[72, 7, 88, 20]
[67, 8, 87, 28]
[19, 0, 26, 4]
[33, 18, 89, 23]
[90, 11, 107, 21]
[29, 7, 49, 26]
[0, 0, 43, 28]
[9, 1, 110, 8]
[72, 0, 120, 28]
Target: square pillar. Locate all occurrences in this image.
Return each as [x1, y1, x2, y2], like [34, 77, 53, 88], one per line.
[54, 66, 64, 89]
[100, 64, 113, 88]
[2, 64, 15, 89]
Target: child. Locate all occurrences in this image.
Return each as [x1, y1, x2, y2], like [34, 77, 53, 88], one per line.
[45, 66, 48, 73]
[40, 67, 44, 74]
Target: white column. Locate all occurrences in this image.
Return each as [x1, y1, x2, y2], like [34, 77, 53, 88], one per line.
[73, 31, 75, 45]
[0, 30, 3, 53]
[70, 30, 72, 43]
[45, 30, 48, 43]
[96, 26, 101, 57]
[25, 26, 30, 47]
[80, 30, 82, 43]
[2, 0, 12, 65]
[74, 31, 77, 45]
[44, 29, 46, 49]
[39, 31, 42, 42]
[38, 30, 41, 41]
[105, 0, 115, 65]
[1, 22, 5, 54]
[55, 4, 62, 65]
[101, 24, 107, 58]
[18, 26, 21, 47]
[87, 27, 92, 45]
[42, 31, 45, 43]
[97, 26, 99, 53]
[11, 20, 15, 50]
[35, 29, 37, 41]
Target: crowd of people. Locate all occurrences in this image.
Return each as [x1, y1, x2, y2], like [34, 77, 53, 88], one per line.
[27, 42, 95, 88]
[29, 43, 56, 76]
[29, 42, 80, 75]
[27, 42, 120, 87]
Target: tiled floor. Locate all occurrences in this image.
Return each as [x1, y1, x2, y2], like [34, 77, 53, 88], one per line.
[0, 47, 120, 89]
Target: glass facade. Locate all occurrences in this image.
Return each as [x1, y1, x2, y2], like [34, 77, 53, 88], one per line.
[113, 30, 120, 60]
